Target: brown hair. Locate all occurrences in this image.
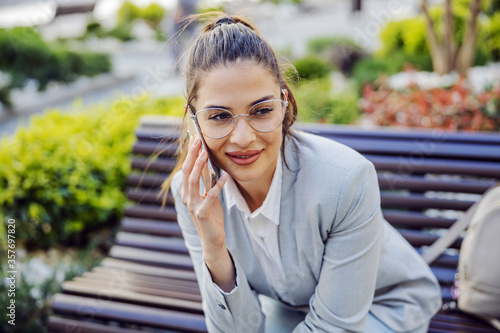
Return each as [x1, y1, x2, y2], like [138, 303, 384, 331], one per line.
[160, 13, 299, 204]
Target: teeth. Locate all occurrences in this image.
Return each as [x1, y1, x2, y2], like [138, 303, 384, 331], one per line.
[236, 156, 250, 158]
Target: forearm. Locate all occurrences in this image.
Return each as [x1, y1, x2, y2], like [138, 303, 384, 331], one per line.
[204, 245, 236, 292]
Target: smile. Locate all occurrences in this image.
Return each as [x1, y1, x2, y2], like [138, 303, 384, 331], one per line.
[226, 150, 262, 165]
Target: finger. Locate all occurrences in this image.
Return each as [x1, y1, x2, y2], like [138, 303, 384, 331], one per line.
[187, 147, 208, 201]
[181, 137, 201, 202]
[202, 171, 229, 208]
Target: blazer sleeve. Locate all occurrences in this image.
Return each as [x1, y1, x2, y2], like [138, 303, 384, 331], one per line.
[293, 160, 383, 333]
[171, 171, 266, 333]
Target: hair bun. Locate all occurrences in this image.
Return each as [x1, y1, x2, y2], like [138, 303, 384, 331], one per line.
[214, 17, 235, 27]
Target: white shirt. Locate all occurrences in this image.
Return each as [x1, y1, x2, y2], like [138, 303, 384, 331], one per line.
[223, 154, 292, 303]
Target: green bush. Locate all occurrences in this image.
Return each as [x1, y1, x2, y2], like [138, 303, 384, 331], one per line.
[117, 1, 141, 25]
[292, 56, 334, 81]
[142, 3, 165, 31]
[295, 78, 360, 124]
[111, 1, 166, 41]
[0, 27, 111, 107]
[351, 53, 407, 89]
[484, 12, 500, 61]
[377, 3, 493, 72]
[0, 95, 184, 249]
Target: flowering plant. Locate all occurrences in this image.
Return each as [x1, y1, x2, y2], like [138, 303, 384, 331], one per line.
[361, 79, 500, 131]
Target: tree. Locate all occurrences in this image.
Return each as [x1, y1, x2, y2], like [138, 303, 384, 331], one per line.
[421, 0, 482, 76]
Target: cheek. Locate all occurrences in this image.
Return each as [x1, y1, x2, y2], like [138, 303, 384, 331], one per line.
[205, 139, 225, 164]
[263, 130, 283, 153]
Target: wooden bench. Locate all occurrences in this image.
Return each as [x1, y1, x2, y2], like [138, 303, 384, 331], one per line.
[47, 116, 500, 333]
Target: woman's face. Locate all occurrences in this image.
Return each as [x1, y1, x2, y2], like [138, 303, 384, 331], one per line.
[192, 61, 285, 188]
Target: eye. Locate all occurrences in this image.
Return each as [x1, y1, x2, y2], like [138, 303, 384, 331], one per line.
[208, 110, 233, 121]
[250, 106, 275, 118]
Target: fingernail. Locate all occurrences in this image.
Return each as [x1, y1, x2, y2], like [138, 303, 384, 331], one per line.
[189, 135, 194, 145]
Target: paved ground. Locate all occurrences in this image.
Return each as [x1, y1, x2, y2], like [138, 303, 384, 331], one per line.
[0, 0, 420, 136]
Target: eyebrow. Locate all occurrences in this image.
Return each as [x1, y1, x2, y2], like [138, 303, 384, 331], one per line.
[202, 94, 276, 110]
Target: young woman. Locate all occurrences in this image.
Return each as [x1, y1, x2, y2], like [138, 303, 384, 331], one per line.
[165, 14, 442, 332]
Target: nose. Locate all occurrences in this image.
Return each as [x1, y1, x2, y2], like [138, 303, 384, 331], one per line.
[229, 115, 256, 148]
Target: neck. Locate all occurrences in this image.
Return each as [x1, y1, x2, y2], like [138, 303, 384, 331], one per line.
[235, 158, 278, 213]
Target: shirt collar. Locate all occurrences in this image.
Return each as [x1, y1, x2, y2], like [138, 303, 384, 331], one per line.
[224, 154, 282, 225]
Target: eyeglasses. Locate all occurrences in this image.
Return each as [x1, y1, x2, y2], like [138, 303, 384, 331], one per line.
[190, 97, 289, 139]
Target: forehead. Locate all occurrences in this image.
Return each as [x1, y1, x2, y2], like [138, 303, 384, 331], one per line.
[195, 61, 280, 107]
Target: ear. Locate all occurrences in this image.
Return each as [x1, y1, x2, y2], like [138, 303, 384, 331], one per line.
[281, 88, 288, 99]
[281, 89, 289, 107]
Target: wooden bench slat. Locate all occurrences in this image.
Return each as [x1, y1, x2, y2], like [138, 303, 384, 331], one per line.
[400, 229, 462, 249]
[89, 267, 200, 292]
[131, 157, 176, 173]
[377, 174, 496, 194]
[127, 172, 171, 190]
[109, 245, 193, 270]
[120, 217, 183, 237]
[298, 123, 500, 143]
[383, 210, 455, 229]
[329, 137, 500, 161]
[366, 155, 500, 178]
[132, 141, 178, 158]
[432, 312, 499, 331]
[381, 192, 474, 211]
[100, 258, 197, 281]
[126, 188, 170, 205]
[135, 129, 179, 143]
[125, 205, 177, 221]
[70, 273, 201, 298]
[61, 281, 203, 313]
[47, 316, 147, 333]
[51, 294, 208, 332]
[431, 266, 457, 284]
[115, 232, 188, 254]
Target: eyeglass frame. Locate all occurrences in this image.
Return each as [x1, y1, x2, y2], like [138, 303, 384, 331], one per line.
[188, 89, 289, 139]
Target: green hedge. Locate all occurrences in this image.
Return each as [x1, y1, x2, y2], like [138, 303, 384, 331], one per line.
[0, 27, 111, 108]
[0, 95, 184, 249]
[292, 56, 334, 81]
[295, 78, 360, 124]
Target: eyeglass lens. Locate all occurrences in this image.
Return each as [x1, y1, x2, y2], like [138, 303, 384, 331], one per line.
[195, 100, 286, 139]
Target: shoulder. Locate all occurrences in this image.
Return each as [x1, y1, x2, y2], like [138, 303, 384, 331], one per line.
[284, 130, 379, 209]
[290, 130, 371, 175]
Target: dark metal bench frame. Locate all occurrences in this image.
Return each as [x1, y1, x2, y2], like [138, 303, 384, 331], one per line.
[47, 117, 500, 333]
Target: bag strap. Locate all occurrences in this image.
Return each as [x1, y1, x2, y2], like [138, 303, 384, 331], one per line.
[421, 202, 477, 265]
[421, 182, 500, 265]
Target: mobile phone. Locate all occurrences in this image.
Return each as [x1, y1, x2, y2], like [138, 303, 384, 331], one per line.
[186, 117, 218, 190]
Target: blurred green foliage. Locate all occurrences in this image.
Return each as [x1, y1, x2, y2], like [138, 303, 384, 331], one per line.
[294, 78, 360, 124]
[84, 2, 167, 42]
[374, 0, 496, 77]
[0, 27, 111, 109]
[141, 3, 166, 31]
[117, 1, 142, 25]
[83, 21, 134, 41]
[484, 12, 500, 61]
[0, 95, 184, 249]
[292, 56, 334, 81]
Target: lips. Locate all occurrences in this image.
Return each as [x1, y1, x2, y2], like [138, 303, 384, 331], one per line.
[226, 150, 262, 165]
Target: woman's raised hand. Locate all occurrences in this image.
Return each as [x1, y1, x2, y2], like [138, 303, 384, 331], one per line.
[181, 136, 229, 254]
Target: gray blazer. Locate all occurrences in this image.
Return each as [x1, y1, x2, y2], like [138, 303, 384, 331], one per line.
[172, 131, 442, 332]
